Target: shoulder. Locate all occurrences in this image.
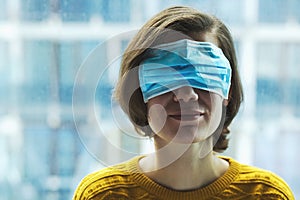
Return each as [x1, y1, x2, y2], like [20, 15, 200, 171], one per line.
[72, 157, 142, 200]
[224, 157, 295, 200]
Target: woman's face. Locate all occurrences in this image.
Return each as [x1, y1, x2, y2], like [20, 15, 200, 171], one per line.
[146, 34, 227, 145]
[147, 87, 225, 144]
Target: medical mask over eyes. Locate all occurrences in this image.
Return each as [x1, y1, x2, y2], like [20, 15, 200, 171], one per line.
[138, 39, 232, 103]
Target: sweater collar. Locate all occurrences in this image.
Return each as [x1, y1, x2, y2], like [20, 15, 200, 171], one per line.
[125, 155, 240, 200]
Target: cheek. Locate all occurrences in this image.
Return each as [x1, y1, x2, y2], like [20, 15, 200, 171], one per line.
[147, 104, 167, 133]
[207, 95, 224, 132]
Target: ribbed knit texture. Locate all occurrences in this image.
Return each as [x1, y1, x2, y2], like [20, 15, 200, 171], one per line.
[73, 156, 294, 200]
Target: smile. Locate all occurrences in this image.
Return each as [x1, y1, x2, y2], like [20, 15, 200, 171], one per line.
[169, 112, 205, 121]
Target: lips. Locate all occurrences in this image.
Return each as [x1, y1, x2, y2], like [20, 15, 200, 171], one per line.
[168, 111, 205, 121]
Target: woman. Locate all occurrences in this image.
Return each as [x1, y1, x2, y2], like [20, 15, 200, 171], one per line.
[73, 6, 294, 199]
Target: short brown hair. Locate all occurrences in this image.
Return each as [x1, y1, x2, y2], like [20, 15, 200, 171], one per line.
[114, 6, 243, 152]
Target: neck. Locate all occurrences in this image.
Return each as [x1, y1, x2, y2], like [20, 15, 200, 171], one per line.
[139, 141, 229, 190]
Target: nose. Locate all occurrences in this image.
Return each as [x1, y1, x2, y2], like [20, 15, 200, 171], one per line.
[173, 86, 198, 102]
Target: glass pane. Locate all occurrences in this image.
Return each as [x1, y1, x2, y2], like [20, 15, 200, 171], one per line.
[255, 42, 282, 118]
[96, 0, 131, 23]
[60, 0, 91, 22]
[291, 0, 300, 23]
[21, 0, 50, 21]
[259, 0, 287, 23]
[22, 40, 51, 105]
[0, 0, 7, 20]
[0, 41, 9, 108]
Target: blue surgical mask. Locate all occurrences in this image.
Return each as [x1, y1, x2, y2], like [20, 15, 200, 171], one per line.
[139, 39, 232, 103]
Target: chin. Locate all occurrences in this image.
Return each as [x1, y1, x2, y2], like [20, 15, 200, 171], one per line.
[167, 126, 213, 144]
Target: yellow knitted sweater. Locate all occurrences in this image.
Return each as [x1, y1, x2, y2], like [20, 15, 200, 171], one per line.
[73, 156, 294, 200]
